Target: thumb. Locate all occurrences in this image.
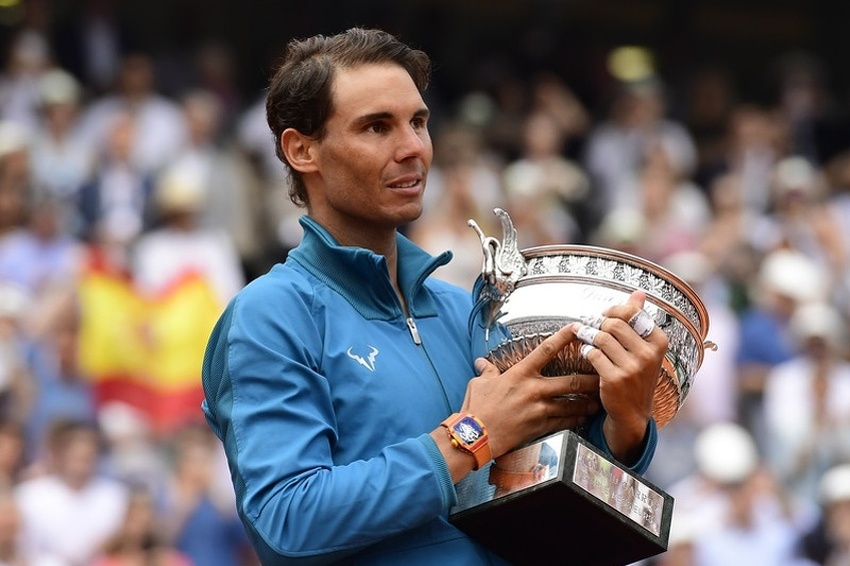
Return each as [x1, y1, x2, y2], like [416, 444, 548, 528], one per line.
[474, 357, 498, 377]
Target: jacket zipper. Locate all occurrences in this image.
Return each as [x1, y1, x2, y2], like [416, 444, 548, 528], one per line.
[405, 315, 451, 412]
[406, 317, 421, 344]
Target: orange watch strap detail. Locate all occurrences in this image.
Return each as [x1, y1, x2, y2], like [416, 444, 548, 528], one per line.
[440, 413, 492, 471]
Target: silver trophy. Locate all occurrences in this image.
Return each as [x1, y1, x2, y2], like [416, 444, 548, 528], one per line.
[467, 207, 715, 429]
[451, 208, 716, 566]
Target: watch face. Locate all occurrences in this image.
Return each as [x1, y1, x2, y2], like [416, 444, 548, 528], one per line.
[454, 416, 483, 445]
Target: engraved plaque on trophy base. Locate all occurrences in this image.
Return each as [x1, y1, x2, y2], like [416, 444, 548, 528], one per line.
[450, 430, 674, 566]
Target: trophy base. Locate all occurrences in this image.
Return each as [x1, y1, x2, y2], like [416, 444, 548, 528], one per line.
[450, 430, 673, 566]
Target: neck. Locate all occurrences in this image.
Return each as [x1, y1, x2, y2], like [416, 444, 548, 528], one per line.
[311, 215, 404, 308]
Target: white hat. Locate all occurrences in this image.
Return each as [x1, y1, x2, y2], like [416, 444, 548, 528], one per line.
[662, 250, 712, 286]
[789, 301, 847, 348]
[772, 156, 820, 198]
[758, 249, 826, 303]
[594, 208, 647, 246]
[819, 463, 850, 505]
[694, 422, 759, 484]
[39, 69, 82, 106]
[154, 164, 207, 213]
[97, 401, 150, 442]
[0, 121, 29, 158]
[0, 282, 31, 320]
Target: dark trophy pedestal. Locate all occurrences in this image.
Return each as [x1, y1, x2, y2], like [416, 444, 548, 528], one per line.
[450, 430, 674, 566]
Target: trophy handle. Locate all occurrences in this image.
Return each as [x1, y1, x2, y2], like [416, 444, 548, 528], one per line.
[468, 209, 529, 336]
[467, 208, 528, 302]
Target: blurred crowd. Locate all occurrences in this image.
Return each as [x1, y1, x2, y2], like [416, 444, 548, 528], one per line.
[0, 2, 848, 565]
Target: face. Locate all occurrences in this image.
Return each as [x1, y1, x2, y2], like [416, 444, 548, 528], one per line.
[56, 430, 100, 487]
[298, 63, 432, 245]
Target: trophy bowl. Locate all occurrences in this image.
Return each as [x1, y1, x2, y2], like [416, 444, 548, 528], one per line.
[468, 208, 715, 429]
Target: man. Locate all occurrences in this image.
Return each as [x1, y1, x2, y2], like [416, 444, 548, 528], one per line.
[202, 27, 666, 565]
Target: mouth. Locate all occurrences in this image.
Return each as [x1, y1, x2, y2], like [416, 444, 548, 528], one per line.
[386, 174, 424, 192]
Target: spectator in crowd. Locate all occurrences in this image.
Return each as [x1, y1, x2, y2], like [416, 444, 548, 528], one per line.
[97, 402, 169, 507]
[605, 136, 712, 263]
[163, 424, 256, 566]
[645, 250, 741, 488]
[501, 109, 590, 247]
[0, 191, 84, 297]
[77, 111, 155, 256]
[0, 483, 63, 565]
[14, 419, 129, 565]
[796, 464, 850, 566]
[131, 161, 245, 307]
[763, 301, 850, 504]
[701, 104, 786, 215]
[669, 422, 811, 566]
[755, 156, 847, 284]
[93, 485, 192, 566]
[22, 287, 97, 460]
[583, 76, 697, 218]
[29, 68, 96, 235]
[0, 118, 86, 298]
[735, 248, 827, 444]
[698, 171, 765, 310]
[76, 52, 187, 177]
[0, 29, 53, 134]
[165, 89, 264, 277]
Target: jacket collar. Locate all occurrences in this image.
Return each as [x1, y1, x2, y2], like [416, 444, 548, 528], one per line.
[289, 215, 452, 320]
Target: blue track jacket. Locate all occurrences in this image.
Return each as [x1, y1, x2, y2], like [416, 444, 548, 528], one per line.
[202, 216, 657, 565]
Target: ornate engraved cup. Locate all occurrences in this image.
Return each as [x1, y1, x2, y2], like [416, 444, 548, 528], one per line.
[468, 208, 716, 429]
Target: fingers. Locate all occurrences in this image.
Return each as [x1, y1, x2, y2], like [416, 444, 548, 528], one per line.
[625, 289, 647, 311]
[576, 324, 601, 345]
[627, 310, 655, 339]
[542, 373, 600, 400]
[513, 325, 576, 373]
[540, 377, 601, 431]
[580, 291, 666, 355]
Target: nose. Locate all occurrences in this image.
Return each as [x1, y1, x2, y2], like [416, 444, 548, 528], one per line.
[395, 125, 430, 162]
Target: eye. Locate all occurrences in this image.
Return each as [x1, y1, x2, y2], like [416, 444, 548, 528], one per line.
[366, 122, 388, 134]
[411, 116, 428, 130]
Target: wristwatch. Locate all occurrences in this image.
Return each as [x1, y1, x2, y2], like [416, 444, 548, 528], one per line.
[440, 413, 492, 470]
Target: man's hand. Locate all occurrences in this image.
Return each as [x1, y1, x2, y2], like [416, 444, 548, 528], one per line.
[459, 325, 599, 461]
[574, 290, 667, 464]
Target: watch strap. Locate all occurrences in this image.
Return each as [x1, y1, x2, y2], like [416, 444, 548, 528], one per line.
[440, 412, 492, 470]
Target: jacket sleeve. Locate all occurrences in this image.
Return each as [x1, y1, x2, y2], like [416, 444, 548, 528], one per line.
[201, 288, 457, 565]
[585, 413, 657, 475]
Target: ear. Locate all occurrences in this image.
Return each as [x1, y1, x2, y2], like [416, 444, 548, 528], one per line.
[280, 128, 318, 174]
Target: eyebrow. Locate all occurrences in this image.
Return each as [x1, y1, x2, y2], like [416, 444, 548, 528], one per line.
[353, 107, 430, 127]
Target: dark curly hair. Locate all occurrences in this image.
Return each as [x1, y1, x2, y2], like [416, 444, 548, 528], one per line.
[265, 27, 431, 207]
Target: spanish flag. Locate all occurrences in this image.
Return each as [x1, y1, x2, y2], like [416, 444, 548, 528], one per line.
[77, 258, 222, 435]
